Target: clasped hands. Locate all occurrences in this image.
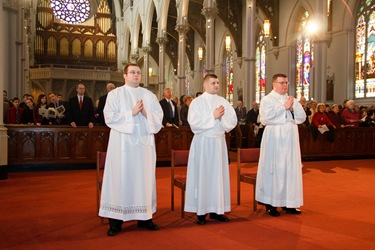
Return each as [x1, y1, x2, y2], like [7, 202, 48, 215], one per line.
[132, 99, 147, 117]
[284, 96, 294, 111]
[213, 105, 225, 120]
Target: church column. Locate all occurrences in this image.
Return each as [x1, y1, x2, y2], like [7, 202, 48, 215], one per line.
[201, 0, 218, 74]
[156, 35, 168, 98]
[243, 0, 256, 107]
[129, 49, 139, 64]
[176, 20, 189, 97]
[312, 1, 329, 103]
[142, 46, 151, 88]
[0, 0, 8, 179]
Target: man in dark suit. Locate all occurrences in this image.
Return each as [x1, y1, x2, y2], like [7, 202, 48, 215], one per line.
[247, 101, 259, 127]
[235, 100, 247, 125]
[159, 87, 179, 127]
[48, 91, 68, 125]
[67, 83, 95, 128]
[96, 83, 116, 126]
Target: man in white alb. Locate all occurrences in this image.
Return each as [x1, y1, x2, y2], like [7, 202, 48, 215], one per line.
[184, 74, 237, 225]
[255, 73, 306, 217]
[99, 63, 163, 236]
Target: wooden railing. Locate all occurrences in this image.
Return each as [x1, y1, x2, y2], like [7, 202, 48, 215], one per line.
[5, 125, 375, 167]
[5, 126, 208, 165]
[231, 124, 375, 158]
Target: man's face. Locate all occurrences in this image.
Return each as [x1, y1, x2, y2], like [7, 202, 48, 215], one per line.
[49, 94, 57, 103]
[237, 101, 243, 108]
[13, 100, 20, 108]
[204, 77, 220, 94]
[107, 83, 115, 92]
[272, 77, 289, 95]
[311, 101, 317, 109]
[26, 99, 33, 108]
[3, 91, 7, 100]
[124, 66, 142, 87]
[164, 89, 172, 99]
[76, 84, 85, 96]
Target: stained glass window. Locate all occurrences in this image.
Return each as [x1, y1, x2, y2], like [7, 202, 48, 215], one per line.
[255, 33, 266, 103]
[225, 48, 234, 105]
[355, 0, 375, 98]
[296, 11, 314, 100]
[50, 0, 91, 24]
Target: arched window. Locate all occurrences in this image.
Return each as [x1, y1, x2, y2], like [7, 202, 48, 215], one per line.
[355, 0, 375, 98]
[296, 11, 314, 100]
[255, 33, 266, 103]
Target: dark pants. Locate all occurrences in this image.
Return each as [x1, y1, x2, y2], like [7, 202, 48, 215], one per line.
[108, 218, 123, 230]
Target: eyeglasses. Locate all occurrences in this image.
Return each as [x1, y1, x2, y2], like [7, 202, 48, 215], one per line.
[275, 81, 289, 85]
[127, 71, 142, 75]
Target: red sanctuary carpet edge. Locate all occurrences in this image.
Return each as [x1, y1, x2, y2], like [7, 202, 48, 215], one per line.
[1, 157, 375, 249]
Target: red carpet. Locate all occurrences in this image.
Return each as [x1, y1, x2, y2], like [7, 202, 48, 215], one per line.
[1, 156, 375, 249]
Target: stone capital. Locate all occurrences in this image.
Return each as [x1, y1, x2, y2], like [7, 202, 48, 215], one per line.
[156, 36, 168, 45]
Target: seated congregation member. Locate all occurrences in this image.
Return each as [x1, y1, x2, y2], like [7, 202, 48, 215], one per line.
[22, 98, 35, 124]
[341, 99, 362, 127]
[33, 94, 49, 126]
[298, 96, 311, 127]
[327, 104, 346, 128]
[235, 100, 247, 125]
[48, 91, 68, 125]
[180, 96, 192, 126]
[184, 74, 237, 225]
[361, 109, 375, 127]
[159, 88, 179, 127]
[97, 83, 116, 126]
[7, 97, 24, 124]
[311, 103, 336, 142]
[67, 83, 95, 128]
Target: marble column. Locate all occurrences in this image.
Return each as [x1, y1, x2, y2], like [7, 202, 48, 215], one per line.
[156, 35, 168, 98]
[0, 0, 8, 179]
[243, 0, 256, 108]
[312, 1, 329, 103]
[176, 22, 189, 97]
[142, 46, 152, 88]
[201, 1, 218, 74]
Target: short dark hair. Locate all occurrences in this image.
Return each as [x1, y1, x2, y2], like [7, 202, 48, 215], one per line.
[123, 63, 140, 74]
[203, 74, 218, 83]
[272, 73, 287, 83]
[195, 92, 202, 97]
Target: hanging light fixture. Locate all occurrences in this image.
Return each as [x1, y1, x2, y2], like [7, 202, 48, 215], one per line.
[198, 47, 203, 61]
[148, 67, 153, 77]
[225, 35, 231, 52]
[50, 0, 92, 24]
[264, 20, 270, 37]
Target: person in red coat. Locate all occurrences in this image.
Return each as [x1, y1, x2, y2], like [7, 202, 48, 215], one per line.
[341, 100, 362, 127]
[311, 103, 336, 142]
[7, 97, 24, 124]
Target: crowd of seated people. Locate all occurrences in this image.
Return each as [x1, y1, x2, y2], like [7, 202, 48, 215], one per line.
[4, 88, 375, 131]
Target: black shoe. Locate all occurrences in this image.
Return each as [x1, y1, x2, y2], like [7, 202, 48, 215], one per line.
[137, 219, 160, 230]
[196, 215, 207, 225]
[107, 227, 121, 237]
[282, 207, 302, 214]
[266, 205, 280, 217]
[209, 213, 230, 222]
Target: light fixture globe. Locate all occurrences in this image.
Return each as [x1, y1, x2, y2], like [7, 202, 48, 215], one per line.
[51, 0, 92, 24]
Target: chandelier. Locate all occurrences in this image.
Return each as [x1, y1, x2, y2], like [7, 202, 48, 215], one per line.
[50, 0, 92, 24]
